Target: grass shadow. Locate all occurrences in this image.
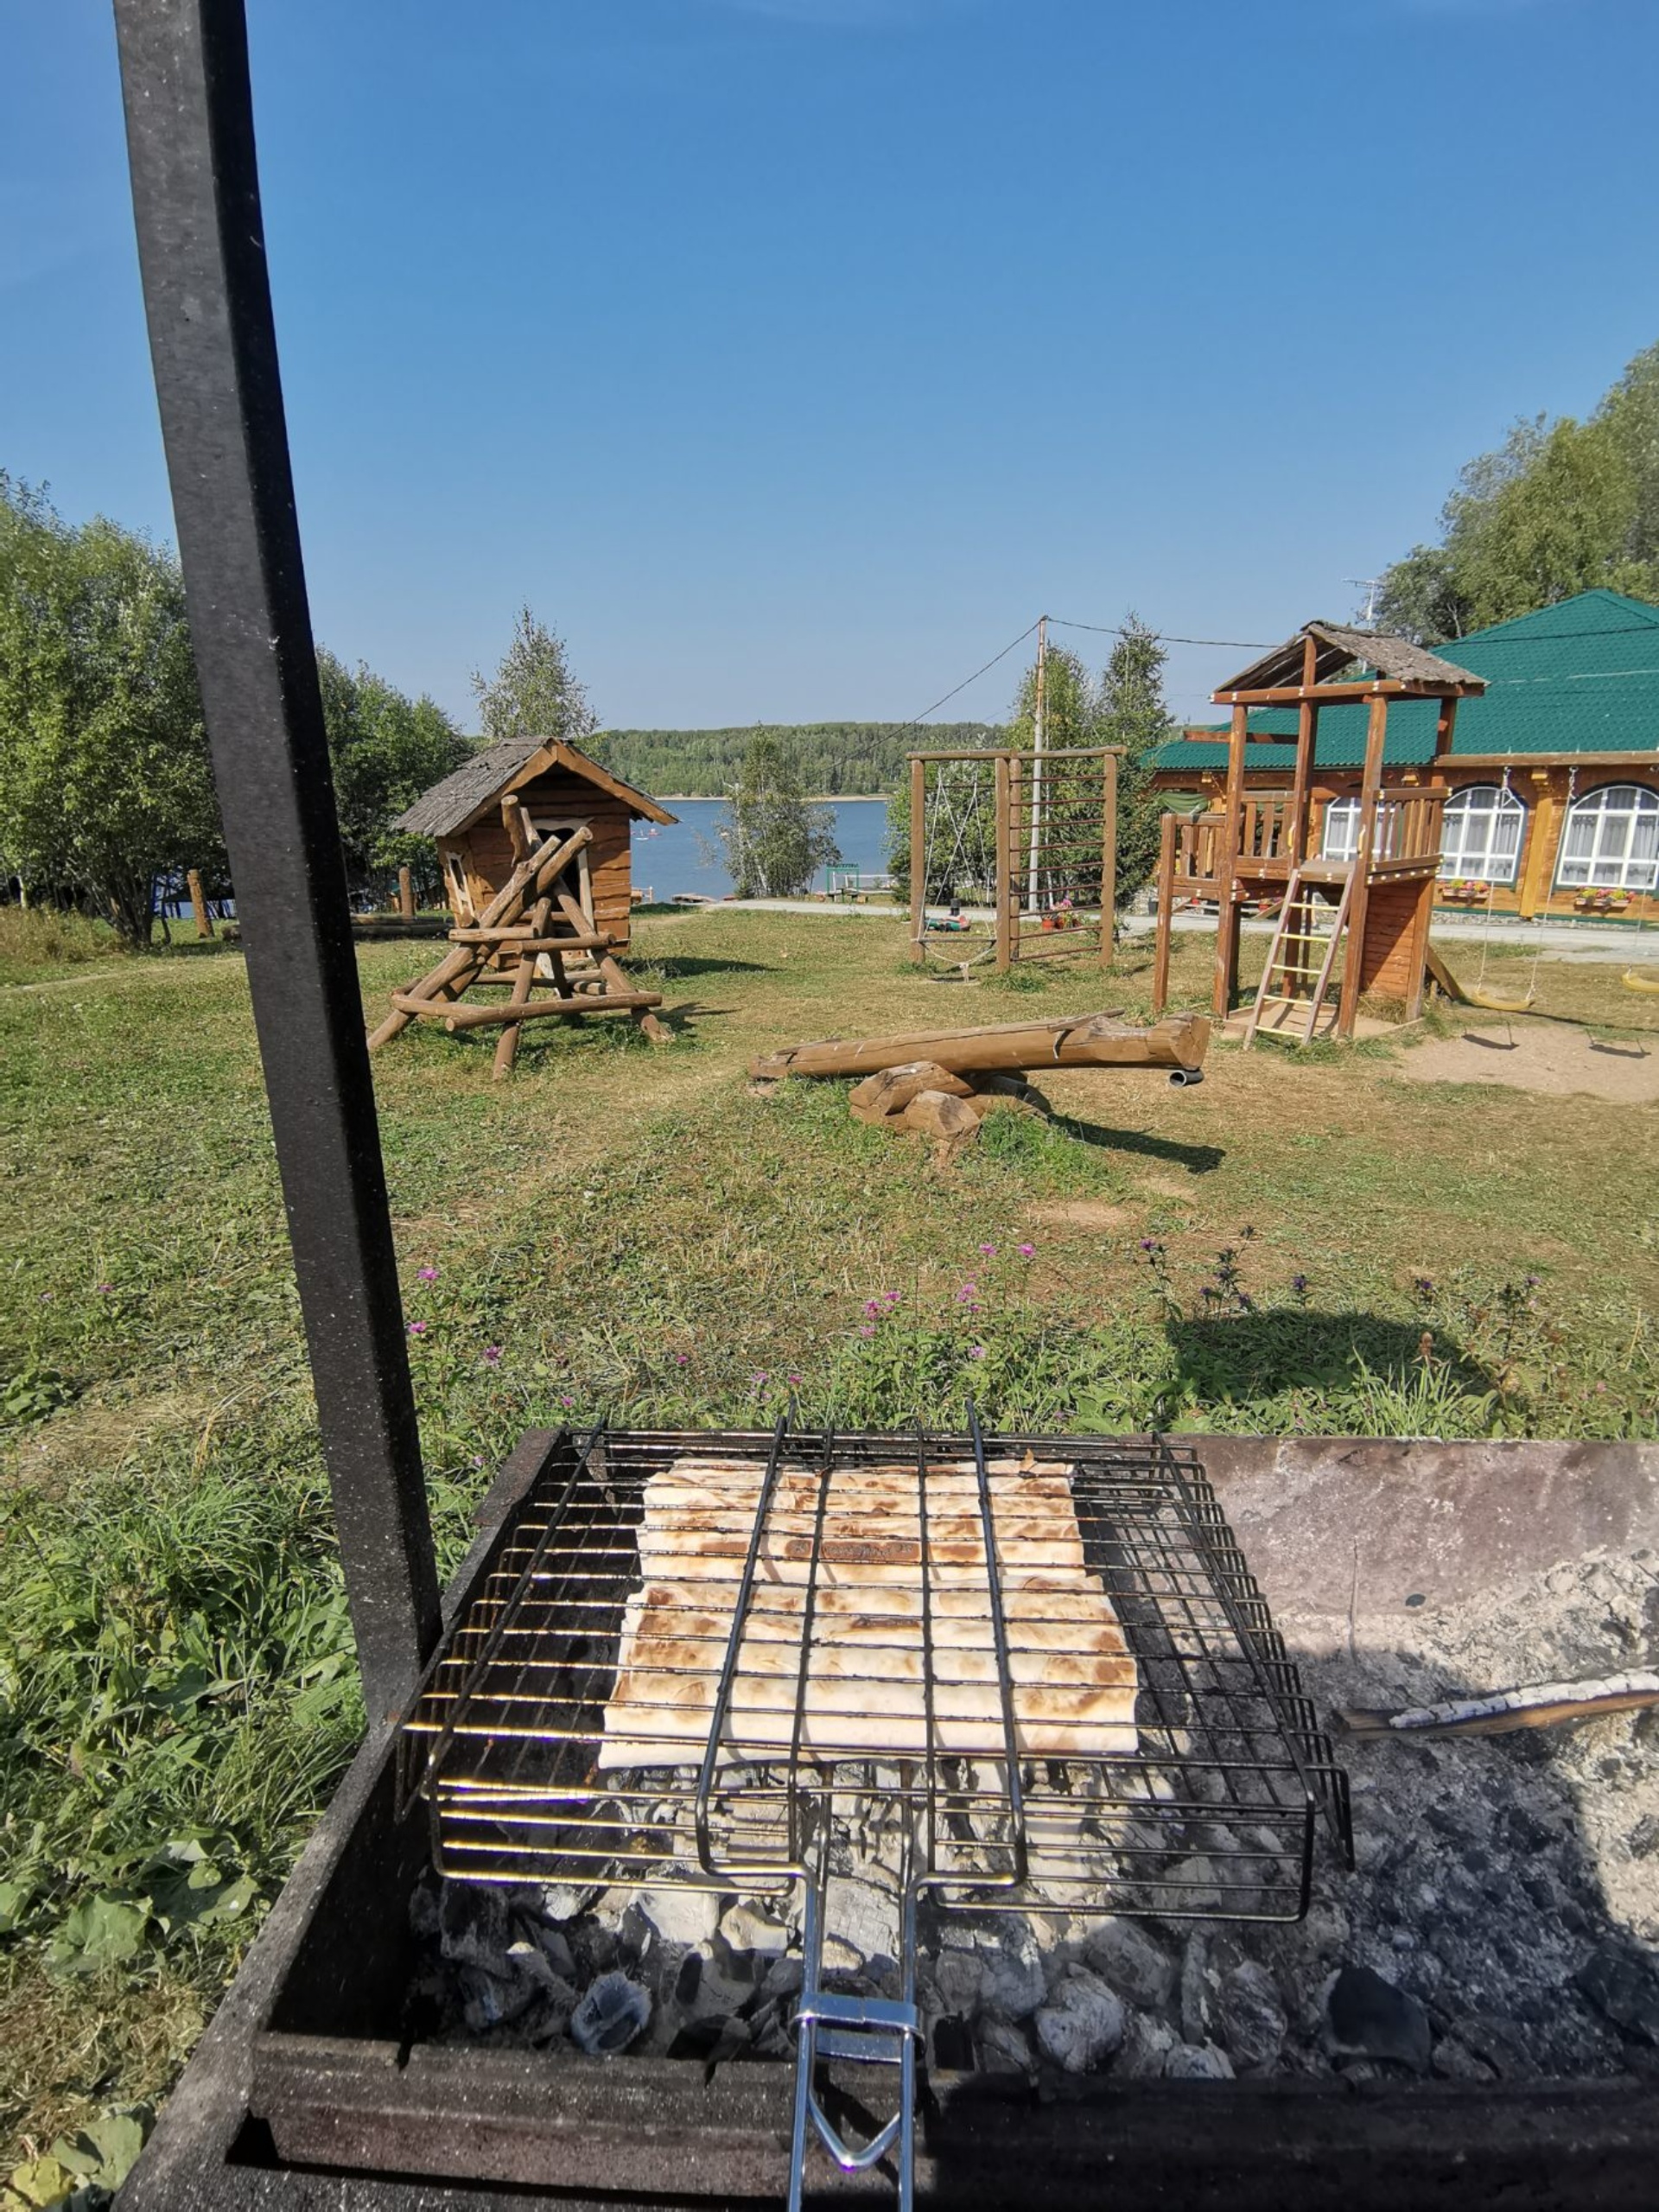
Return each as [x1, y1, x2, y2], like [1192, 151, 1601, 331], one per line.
[1061, 1120, 1225, 1174]
[1166, 1306, 1497, 1415]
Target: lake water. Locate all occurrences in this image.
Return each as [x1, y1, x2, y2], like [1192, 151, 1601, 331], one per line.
[632, 797, 893, 902]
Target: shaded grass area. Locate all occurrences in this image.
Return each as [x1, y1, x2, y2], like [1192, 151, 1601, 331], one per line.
[1, 908, 1656, 2182]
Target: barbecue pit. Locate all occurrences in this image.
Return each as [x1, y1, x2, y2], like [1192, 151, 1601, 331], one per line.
[396, 1419, 1350, 2206]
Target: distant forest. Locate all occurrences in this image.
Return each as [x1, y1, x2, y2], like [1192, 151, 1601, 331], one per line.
[588, 721, 1004, 797]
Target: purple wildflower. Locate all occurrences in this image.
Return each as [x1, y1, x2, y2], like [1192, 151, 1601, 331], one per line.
[483, 1345, 502, 1366]
[408, 1320, 429, 1338]
[786, 1373, 802, 1387]
[674, 1352, 689, 1366]
[417, 1265, 438, 1282]
[95, 1282, 113, 1294]
[968, 1344, 988, 1361]
[857, 1325, 875, 1338]
[979, 1243, 997, 1256]
[883, 1289, 901, 1305]
[1016, 1243, 1035, 1259]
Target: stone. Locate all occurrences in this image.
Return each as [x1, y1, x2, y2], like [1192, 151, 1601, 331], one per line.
[1325, 1964, 1432, 2074]
[1084, 1919, 1176, 2013]
[640, 1889, 724, 1950]
[1033, 1969, 1125, 2075]
[536, 1926, 576, 1983]
[570, 1971, 652, 2056]
[440, 1883, 511, 1974]
[849, 1061, 976, 1124]
[1575, 1944, 1659, 2044]
[1164, 2040, 1234, 2081]
[1432, 2036, 1497, 2082]
[980, 1922, 1048, 2022]
[900, 1090, 981, 1144]
[932, 2016, 976, 2071]
[1218, 1959, 1287, 2074]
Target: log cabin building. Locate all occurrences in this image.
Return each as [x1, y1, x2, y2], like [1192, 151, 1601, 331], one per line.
[392, 737, 677, 949]
[1149, 591, 1659, 926]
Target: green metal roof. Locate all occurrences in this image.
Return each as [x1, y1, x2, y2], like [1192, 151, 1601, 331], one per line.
[1153, 589, 1659, 774]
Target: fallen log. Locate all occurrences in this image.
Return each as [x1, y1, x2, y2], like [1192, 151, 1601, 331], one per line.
[433, 989, 663, 1031]
[752, 1011, 1208, 1082]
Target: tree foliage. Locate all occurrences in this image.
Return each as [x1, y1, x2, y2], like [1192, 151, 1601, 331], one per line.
[715, 731, 842, 898]
[1377, 341, 1659, 642]
[315, 649, 470, 893]
[471, 605, 597, 750]
[0, 475, 219, 943]
[593, 720, 1001, 799]
[1096, 613, 1175, 906]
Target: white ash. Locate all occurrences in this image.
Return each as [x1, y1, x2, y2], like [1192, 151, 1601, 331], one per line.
[406, 1545, 1659, 2088]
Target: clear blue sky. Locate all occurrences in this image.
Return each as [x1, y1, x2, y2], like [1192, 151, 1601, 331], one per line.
[4, 0, 1657, 731]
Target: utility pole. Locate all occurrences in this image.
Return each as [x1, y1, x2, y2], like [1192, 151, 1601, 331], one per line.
[1027, 613, 1047, 912]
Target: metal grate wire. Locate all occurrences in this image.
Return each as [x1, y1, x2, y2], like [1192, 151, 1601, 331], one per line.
[397, 1423, 1350, 1923]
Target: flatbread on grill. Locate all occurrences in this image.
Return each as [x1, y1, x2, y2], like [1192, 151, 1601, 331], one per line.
[599, 1455, 1138, 1767]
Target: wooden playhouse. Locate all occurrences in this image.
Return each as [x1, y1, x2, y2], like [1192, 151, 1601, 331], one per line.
[1151, 623, 1487, 1043]
[371, 738, 678, 1073]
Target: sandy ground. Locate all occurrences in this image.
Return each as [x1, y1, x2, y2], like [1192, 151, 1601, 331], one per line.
[1397, 1022, 1659, 1103]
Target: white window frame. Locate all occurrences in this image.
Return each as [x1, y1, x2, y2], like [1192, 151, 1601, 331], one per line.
[1319, 796, 1360, 863]
[529, 816, 595, 921]
[1438, 784, 1526, 886]
[1554, 784, 1659, 892]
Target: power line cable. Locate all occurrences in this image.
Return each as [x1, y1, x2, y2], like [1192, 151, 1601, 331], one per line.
[1048, 616, 1271, 649]
[893, 618, 1041, 729]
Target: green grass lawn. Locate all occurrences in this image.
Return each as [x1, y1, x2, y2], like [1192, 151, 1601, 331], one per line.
[2, 907, 1656, 2190]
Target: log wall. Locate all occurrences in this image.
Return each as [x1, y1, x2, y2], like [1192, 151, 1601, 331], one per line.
[440, 773, 636, 950]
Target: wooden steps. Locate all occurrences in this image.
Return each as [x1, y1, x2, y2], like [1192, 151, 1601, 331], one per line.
[1243, 866, 1353, 1049]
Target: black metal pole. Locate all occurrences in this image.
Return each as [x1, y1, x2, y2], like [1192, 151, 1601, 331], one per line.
[111, 0, 441, 1725]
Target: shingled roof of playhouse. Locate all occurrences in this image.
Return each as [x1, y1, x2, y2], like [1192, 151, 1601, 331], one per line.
[392, 738, 677, 837]
[1153, 591, 1659, 772]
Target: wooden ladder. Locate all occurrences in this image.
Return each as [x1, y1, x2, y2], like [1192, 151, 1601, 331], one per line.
[1243, 867, 1353, 1048]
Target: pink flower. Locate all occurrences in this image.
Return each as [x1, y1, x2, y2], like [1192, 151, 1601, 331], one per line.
[407, 1320, 428, 1337]
[968, 1344, 988, 1361]
[483, 1345, 502, 1365]
[674, 1352, 689, 1366]
[417, 1265, 439, 1281]
[857, 1325, 875, 1338]
[979, 1243, 997, 1256]
[786, 1373, 802, 1386]
[864, 1299, 882, 1318]
[560, 1393, 574, 1407]
[883, 1290, 901, 1305]
[95, 1282, 113, 1294]
[1016, 1243, 1036, 1259]
[753, 1371, 769, 1388]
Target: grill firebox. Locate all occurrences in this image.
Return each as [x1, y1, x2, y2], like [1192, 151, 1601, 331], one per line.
[397, 1420, 1351, 2207]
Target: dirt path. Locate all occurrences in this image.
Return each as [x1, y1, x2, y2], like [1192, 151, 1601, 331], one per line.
[1397, 1022, 1659, 1103]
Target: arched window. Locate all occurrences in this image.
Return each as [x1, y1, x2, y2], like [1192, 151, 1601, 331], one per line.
[1319, 797, 1359, 863]
[1440, 784, 1526, 884]
[1556, 784, 1659, 892]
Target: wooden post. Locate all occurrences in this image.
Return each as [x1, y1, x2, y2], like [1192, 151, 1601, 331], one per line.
[1152, 811, 1176, 1012]
[1433, 696, 1459, 760]
[1211, 704, 1248, 1018]
[908, 753, 927, 964]
[1027, 614, 1047, 913]
[1517, 767, 1559, 920]
[1098, 749, 1118, 969]
[993, 752, 1013, 971]
[397, 865, 415, 920]
[1338, 694, 1391, 1038]
[187, 867, 213, 939]
[1007, 750, 1024, 963]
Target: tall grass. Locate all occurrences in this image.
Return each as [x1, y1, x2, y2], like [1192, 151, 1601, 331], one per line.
[0, 906, 125, 984]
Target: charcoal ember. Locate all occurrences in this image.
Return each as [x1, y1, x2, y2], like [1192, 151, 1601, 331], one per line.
[458, 1963, 537, 2033]
[1575, 1943, 1659, 2044]
[1033, 1968, 1125, 2075]
[440, 1883, 512, 1974]
[638, 1889, 725, 1948]
[1432, 2035, 1497, 2082]
[932, 2015, 976, 2072]
[535, 1925, 577, 1982]
[762, 1955, 805, 1999]
[715, 1901, 790, 1972]
[979, 1920, 1048, 2022]
[976, 2015, 1037, 2075]
[1325, 1963, 1431, 2074]
[408, 1880, 441, 1941]
[1218, 1959, 1287, 2074]
[1444, 2013, 1538, 2081]
[1114, 2009, 1178, 2079]
[931, 1943, 985, 2016]
[1164, 2040, 1234, 2081]
[677, 1951, 753, 2024]
[1084, 1919, 1176, 2014]
[571, 1971, 652, 2055]
[539, 1883, 601, 1923]
[822, 1876, 899, 1972]
[568, 1917, 624, 1983]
